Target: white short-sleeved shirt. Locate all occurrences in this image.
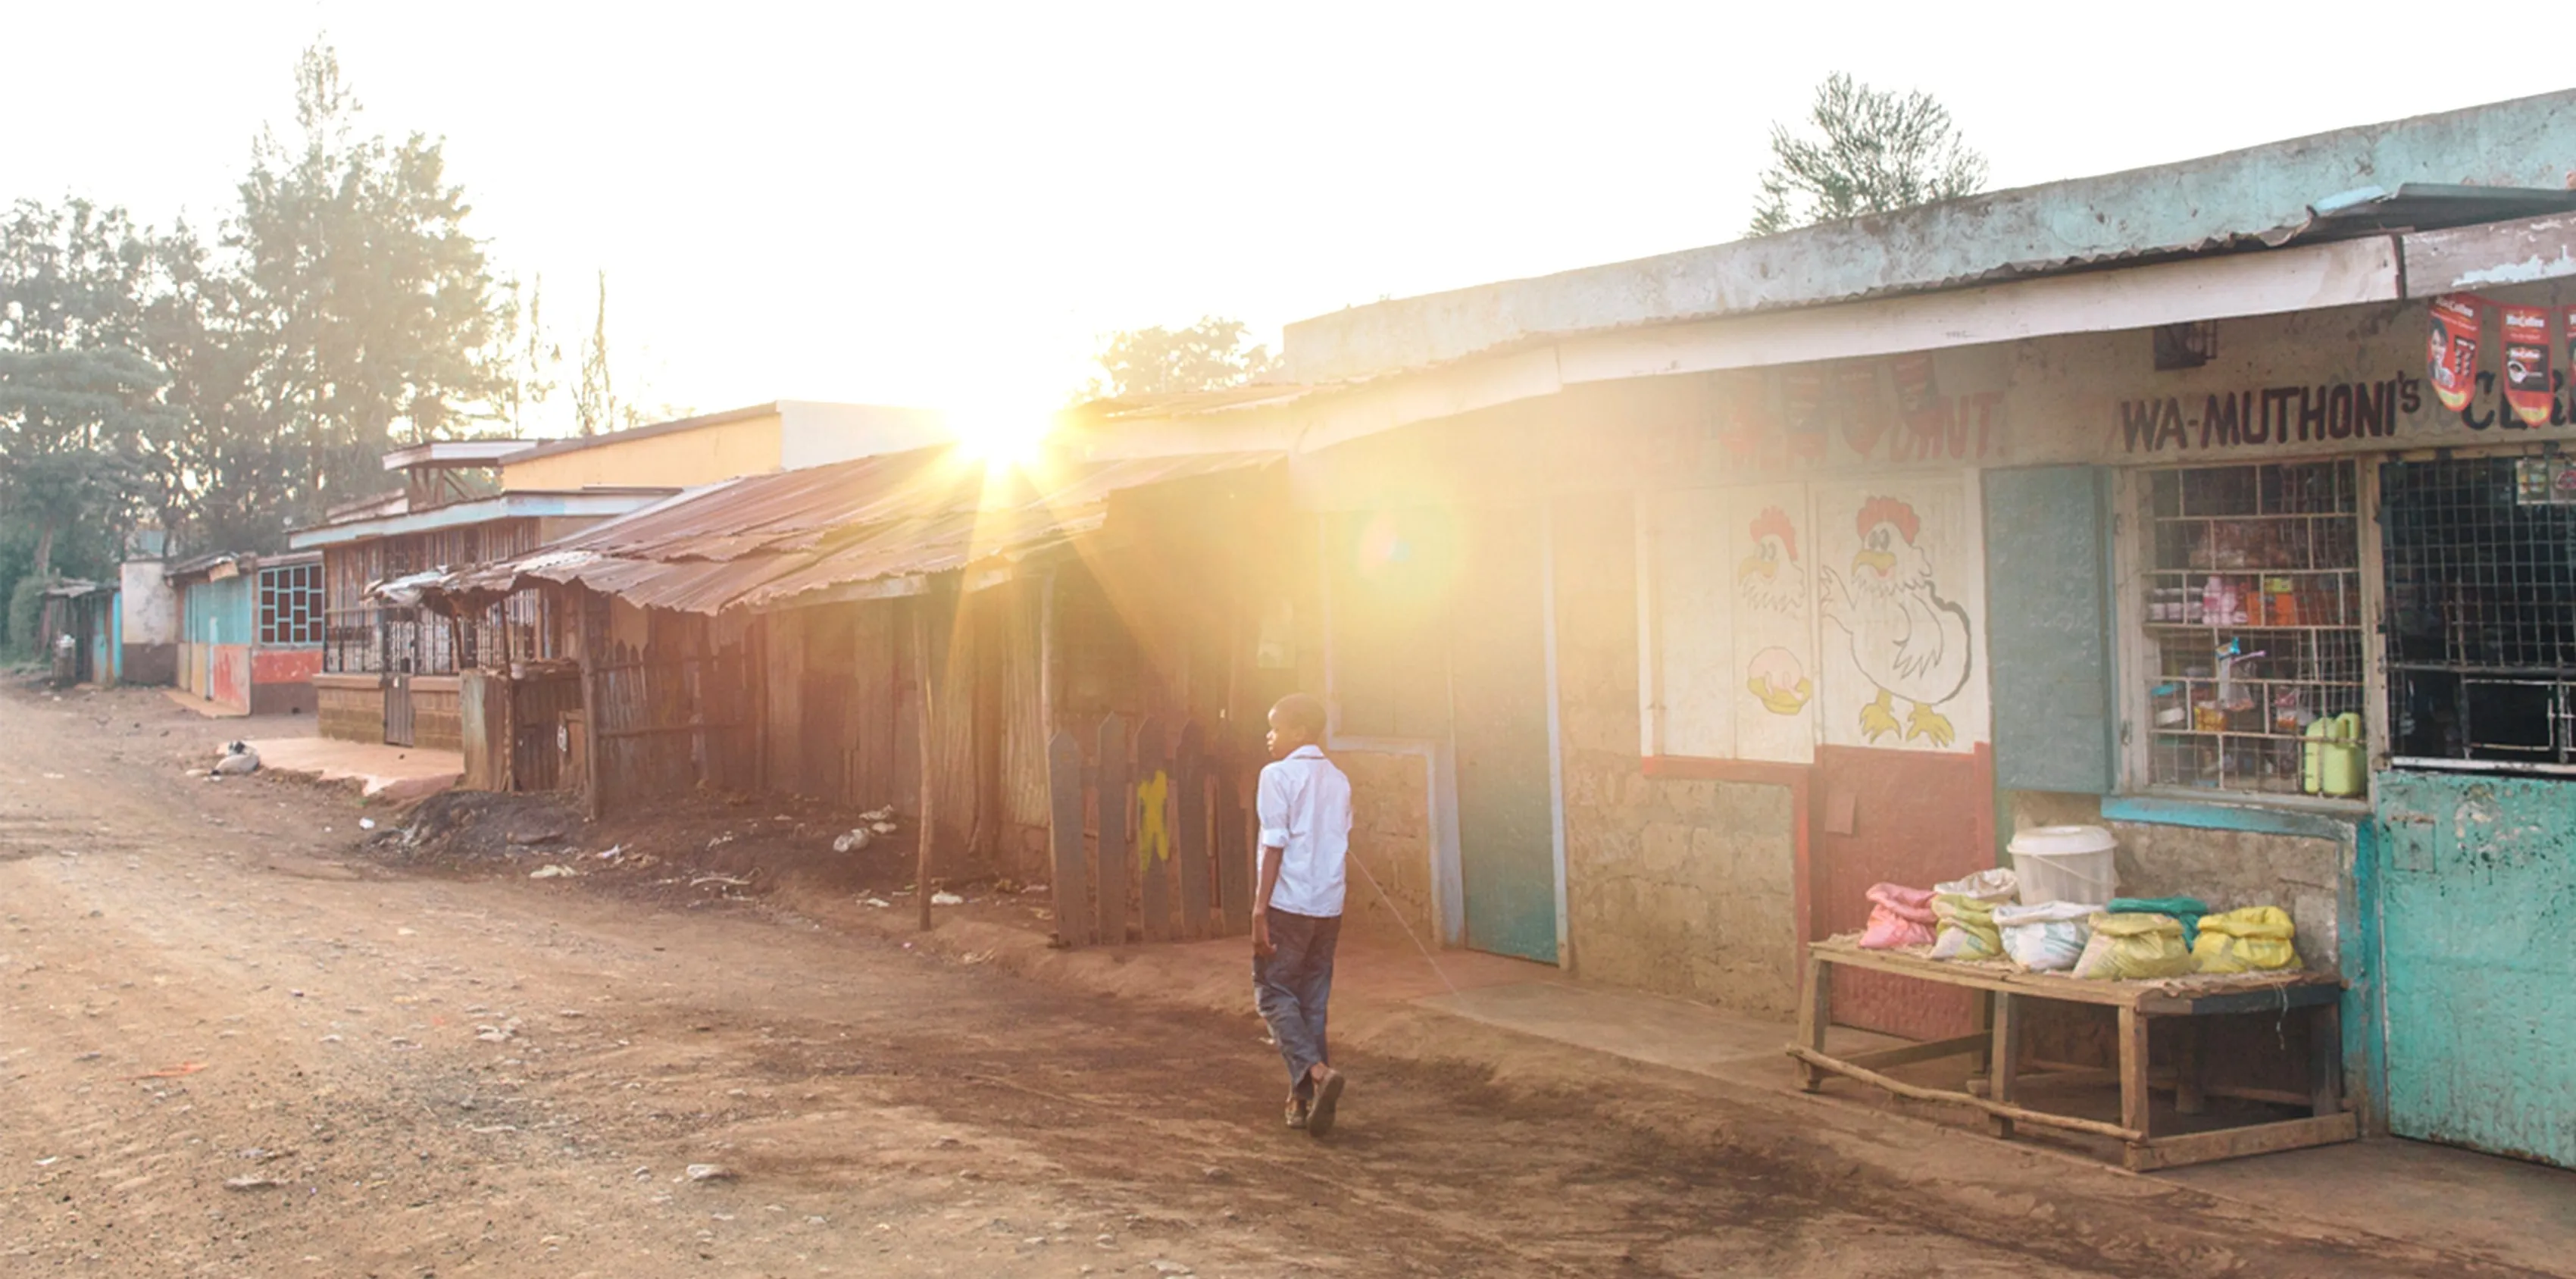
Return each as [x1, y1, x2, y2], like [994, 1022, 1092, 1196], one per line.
[1258, 745, 1352, 918]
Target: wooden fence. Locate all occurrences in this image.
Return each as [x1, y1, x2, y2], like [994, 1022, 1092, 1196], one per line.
[1048, 715, 1255, 947]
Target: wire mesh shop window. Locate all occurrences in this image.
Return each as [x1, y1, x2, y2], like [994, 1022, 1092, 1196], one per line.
[258, 562, 324, 646]
[2139, 461, 2365, 795]
[2380, 455, 2576, 773]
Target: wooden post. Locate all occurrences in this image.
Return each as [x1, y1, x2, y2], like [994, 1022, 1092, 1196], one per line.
[577, 592, 605, 822]
[2118, 1006, 2152, 1159]
[1794, 952, 1832, 1093]
[1987, 993, 2021, 1138]
[914, 599, 937, 933]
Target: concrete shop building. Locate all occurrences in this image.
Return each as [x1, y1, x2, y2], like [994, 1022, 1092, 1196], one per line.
[1071, 89, 2576, 1166]
[164, 551, 324, 715]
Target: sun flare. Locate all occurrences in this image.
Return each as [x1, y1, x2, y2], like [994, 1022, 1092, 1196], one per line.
[943, 397, 1055, 472]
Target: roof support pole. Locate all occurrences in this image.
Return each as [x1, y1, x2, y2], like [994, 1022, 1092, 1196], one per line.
[914, 596, 938, 933]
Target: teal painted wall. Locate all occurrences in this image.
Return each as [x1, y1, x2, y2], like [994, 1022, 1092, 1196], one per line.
[1985, 467, 2116, 794]
[2376, 770, 2576, 1167]
[183, 576, 252, 646]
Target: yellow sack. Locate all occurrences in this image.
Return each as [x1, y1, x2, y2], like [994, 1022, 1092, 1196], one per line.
[2193, 905, 2299, 974]
[2071, 912, 2195, 980]
[1928, 893, 2003, 961]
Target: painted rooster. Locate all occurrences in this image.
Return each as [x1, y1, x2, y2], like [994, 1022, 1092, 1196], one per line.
[1818, 496, 1972, 746]
[1736, 505, 1805, 618]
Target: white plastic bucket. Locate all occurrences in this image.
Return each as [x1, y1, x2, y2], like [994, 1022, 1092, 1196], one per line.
[2008, 825, 2118, 907]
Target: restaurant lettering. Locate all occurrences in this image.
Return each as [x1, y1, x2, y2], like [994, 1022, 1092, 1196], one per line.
[2119, 374, 2423, 453]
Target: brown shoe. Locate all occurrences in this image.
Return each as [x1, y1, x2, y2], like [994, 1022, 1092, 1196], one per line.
[1305, 1067, 1345, 1137]
[1283, 1096, 1308, 1130]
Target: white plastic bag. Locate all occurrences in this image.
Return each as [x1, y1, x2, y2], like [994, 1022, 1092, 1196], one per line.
[1933, 868, 2019, 902]
[1993, 900, 2094, 972]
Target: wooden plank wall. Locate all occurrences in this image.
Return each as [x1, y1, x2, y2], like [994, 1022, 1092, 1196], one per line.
[587, 603, 755, 813]
[1045, 717, 1251, 949]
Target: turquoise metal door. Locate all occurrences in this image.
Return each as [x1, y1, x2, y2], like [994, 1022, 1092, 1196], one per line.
[1448, 511, 1558, 964]
[2377, 770, 2576, 1167]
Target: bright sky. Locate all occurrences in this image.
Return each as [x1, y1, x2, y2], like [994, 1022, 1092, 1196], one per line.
[9, 2, 2564, 438]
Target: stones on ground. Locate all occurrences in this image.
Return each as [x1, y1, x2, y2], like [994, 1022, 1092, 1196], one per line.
[683, 1162, 737, 1183]
[930, 891, 965, 906]
[223, 1175, 281, 1190]
[832, 828, 873, 853]
[1149, 1262, 1194, 1276]
[529, 865, 577, 879]
[506, 828, 564, 846]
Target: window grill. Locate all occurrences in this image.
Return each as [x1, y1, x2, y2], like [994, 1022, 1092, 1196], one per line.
[2140, 461, 2366, 795]
[2380, 454, 2576, 772]
[258, 562, 324, 646]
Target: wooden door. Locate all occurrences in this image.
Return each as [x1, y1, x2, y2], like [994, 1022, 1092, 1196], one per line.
[385, 673, 416, 747]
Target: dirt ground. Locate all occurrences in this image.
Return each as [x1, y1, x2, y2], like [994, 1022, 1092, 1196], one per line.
[0, 683, 2547, 1277]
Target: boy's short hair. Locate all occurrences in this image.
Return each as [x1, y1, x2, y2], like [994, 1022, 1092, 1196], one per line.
[1268, 693, 1327, 740]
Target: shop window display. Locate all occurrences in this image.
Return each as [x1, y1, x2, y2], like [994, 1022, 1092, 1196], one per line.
[2140, 461, 2365, 796]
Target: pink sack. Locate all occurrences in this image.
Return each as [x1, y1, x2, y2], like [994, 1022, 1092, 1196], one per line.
[1859, 883, 1938, 949]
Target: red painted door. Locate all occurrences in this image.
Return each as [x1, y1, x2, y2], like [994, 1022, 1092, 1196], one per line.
[1812, 744, 1994, 1041]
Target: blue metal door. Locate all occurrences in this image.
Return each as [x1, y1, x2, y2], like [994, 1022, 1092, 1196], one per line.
[2377, 770, 2576, 1167]
[1449, 510, 1558, 964]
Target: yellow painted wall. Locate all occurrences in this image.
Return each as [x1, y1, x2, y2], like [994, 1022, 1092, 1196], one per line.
[502, 413, 783, 490]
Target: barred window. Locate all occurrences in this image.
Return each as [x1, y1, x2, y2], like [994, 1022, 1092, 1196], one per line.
[2139, 461, 2366, 796]
[2381, 454, 2576, 773]
[258, 562, 324, 646]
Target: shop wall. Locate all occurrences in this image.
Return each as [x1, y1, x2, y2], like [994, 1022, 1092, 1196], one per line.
[501, 412, 783, 490]
[250, 646, 322, 716]
[2375, 770, 2576, 1166]
[314, 673, 380, 743]
[207, 644, 251, 712]
[1331, 747, 1438, 946]
[120, 559, 177, 685]
[1553, 493, 1802, 1015]
[2012, 790, 2346, 971]
[413, 676, 463, 753]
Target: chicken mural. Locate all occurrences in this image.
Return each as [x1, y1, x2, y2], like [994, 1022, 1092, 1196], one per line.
[1818, 495, 1973, 747]
[1735, 506, 1812, 717]
[1736, 506, 1805, 618]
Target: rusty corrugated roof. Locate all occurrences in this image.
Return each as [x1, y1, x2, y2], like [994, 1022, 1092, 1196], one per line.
[432, 445, 1279, 614]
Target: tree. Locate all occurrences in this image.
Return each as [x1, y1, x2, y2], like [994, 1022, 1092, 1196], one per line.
[575, 270, 612, 436]
[1080, 317, 1281, 402]
[1748, 73, 1988, 236]
[0, 199, 177, 580]
[227, 41, 517, 524]
[504, 272, 559, 437]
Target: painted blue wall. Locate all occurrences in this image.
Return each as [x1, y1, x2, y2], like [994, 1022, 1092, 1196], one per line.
[2375, 770, 2576, 1167]
[183, 576, 252, 646]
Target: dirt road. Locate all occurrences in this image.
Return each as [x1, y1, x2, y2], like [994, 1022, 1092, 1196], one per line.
[0, 686, 2534, 1277]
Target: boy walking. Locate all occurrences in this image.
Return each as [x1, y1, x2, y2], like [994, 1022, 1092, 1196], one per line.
[1252, 693, 1352, 1136]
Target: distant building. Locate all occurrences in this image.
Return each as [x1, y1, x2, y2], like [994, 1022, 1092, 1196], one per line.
[164, 551, 322, 715]
[289, 402, 945, 750]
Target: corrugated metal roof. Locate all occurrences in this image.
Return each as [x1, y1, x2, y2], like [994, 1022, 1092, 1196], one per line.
[432, 445, 1279, 614]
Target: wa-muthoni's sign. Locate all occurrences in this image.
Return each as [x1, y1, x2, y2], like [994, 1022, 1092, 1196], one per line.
[2058, 290, 2576, 462]
[2115, 375, 2425, 454]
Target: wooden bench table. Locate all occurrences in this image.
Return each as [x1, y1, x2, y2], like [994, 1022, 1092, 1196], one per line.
[1790, 937, 2356, 1171]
